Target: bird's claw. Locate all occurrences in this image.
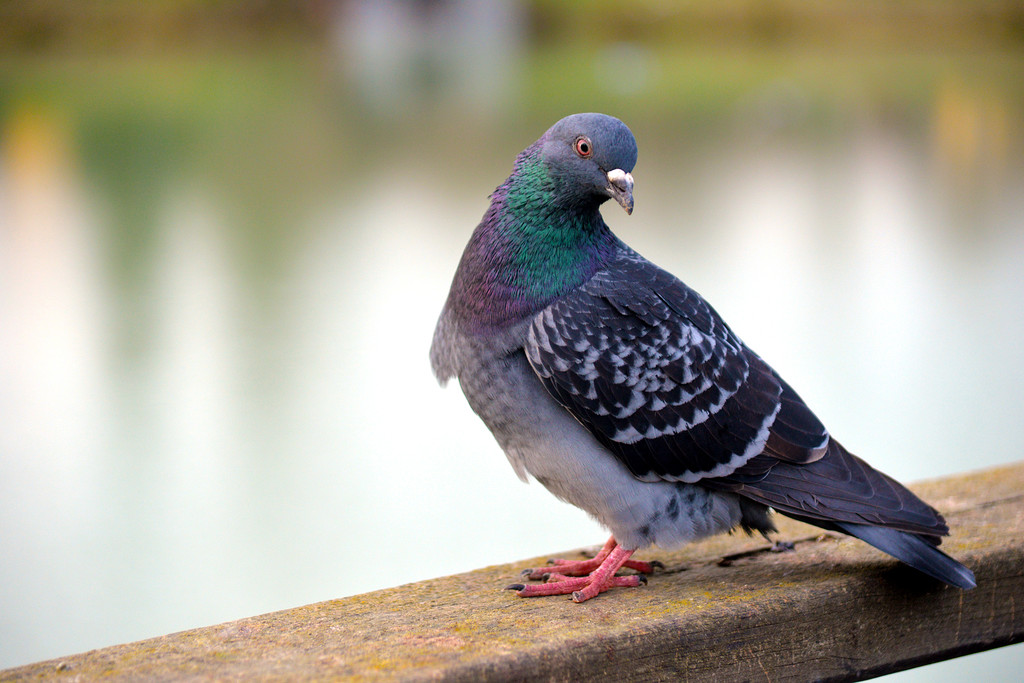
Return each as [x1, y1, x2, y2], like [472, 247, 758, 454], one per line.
[522, 567, 555, 581]
[521, 555, 660, 579]
[509, 573, 646, 600]
[510, 539, 654, 602]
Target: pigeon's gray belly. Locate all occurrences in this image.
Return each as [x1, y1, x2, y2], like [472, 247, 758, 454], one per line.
[457, 345, 744, 550]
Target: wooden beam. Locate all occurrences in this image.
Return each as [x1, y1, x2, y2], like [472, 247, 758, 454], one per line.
[5, 462, 1023, 681]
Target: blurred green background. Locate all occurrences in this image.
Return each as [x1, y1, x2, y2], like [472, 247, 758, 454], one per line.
[1, 0, 1023, 676]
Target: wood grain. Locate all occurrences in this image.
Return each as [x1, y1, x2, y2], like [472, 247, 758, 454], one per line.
[4, 462, 1023, 682]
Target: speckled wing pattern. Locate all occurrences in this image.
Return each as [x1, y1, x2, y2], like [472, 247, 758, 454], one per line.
[525, 251, 830, 485]
[525, 251, 953, 539]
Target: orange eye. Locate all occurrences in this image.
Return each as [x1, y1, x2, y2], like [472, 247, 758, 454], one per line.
[574, 137, 592, 158]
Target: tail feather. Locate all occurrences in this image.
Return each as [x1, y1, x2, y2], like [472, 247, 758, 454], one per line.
[713, 439, 949, 536]
[706, 437, 976, 588]
[835, 522, 976, 589]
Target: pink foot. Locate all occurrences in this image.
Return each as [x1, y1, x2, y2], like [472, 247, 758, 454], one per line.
[508, 538, 659, 602]
[520, 537, 663, 580]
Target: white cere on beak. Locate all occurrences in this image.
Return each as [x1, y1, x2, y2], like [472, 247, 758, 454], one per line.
[606, 169, 635, 214]
[607, 169, 633, 193]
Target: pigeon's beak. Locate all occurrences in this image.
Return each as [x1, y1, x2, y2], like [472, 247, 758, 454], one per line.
[605, 169, 634, 215]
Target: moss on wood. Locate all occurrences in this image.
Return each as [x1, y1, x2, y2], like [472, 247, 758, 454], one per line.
[4, 462, 1023, 681]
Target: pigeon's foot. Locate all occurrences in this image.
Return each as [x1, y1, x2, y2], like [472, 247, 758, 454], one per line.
[520, 536, 662, 580]
[506, 573, 646, 601]
[508, 539, 653, 602]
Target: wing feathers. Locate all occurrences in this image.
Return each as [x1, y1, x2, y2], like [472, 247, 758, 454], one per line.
[525, 252, 827, 482]
[525, 250, 951, 543]
[706, 438, 949, 538]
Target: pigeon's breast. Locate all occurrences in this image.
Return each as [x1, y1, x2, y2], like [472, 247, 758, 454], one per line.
[452, 336, 744, 549]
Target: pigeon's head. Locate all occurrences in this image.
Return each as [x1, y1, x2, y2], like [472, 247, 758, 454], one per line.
[538, 113, 637, 215]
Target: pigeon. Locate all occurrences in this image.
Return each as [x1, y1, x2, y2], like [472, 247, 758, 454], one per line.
[430, 113, 976, 602]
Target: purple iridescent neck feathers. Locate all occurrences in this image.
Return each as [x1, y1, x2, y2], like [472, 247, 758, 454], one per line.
[443, 138, 622, 332]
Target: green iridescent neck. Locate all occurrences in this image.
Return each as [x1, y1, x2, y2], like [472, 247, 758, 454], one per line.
[498, 153, 615, 298]
[445, 146, 620, 331]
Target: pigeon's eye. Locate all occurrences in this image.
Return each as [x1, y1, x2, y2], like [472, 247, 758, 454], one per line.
[574, 137, 593, 158]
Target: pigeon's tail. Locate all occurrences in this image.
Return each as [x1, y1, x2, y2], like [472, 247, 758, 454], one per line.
[835, 522, 977, 589]
[705, 437, 976, 589]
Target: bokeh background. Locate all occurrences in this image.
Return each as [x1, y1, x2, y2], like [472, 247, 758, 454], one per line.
[1, 0, 1023, 677]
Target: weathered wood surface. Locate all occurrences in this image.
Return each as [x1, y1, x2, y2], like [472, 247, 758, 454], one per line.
[4, 462, 1023, 682]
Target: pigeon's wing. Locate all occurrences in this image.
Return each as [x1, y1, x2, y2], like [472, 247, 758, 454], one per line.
[705, 439, 950, 538]
[525, 252, 829, 483]
[526, 251, 953, 544]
